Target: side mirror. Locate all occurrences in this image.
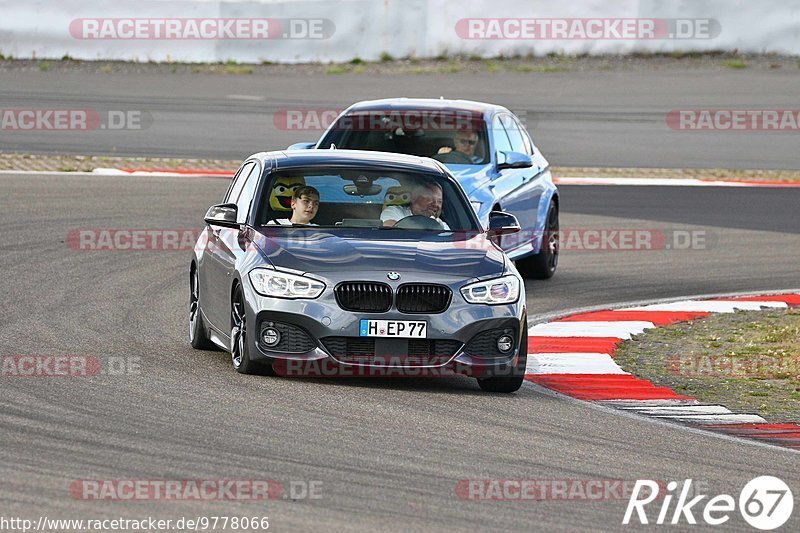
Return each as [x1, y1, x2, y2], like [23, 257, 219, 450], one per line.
[497, 151, 533, 171]
[487, 211, 520, 236]
[287, 142, 316, 150]
[205, 203, 239, 228]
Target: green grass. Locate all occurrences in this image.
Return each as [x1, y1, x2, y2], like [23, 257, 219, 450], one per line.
[614, 308, 800, 423]
[722, 59, 748, 69]
[223, 64, 254, 75]
[98, 65, 113, 74]
[349, 57, 364, 65]
[439, 63, 462, 73]
[402, 67, 430, 75]
[379, 52, 394, 62]
[325, 65, 349, 75]
[511, 65, 533, 73]
[38, 61, 52, 71]
[535, 65, 566, 73]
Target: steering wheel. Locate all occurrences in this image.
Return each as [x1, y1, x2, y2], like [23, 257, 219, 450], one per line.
[394, 215, 445, 230]
[433, 150, 472, 165]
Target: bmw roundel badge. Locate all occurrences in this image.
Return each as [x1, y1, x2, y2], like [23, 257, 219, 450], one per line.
[387, 272, 401, 281]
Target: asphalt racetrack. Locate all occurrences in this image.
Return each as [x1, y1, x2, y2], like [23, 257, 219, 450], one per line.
[1, 172, 798, 531]
[1, 67, 800, 168]
[1, 68, 799, 531]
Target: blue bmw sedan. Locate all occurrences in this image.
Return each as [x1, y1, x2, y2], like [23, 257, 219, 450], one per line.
[290, 98, 560, 278]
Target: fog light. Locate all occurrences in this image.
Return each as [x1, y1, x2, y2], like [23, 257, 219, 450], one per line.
[497, 334, 514, 353]
[261, 325, 281, 347]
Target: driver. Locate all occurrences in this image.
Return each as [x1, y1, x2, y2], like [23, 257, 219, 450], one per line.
[435, 129, 480, 164]
[381, 181, 450, 229]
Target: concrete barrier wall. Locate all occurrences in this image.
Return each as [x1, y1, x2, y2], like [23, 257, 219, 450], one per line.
[1, 0, 798, 63]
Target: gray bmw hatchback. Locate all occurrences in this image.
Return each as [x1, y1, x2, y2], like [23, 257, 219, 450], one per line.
[190, 150, 528, 392]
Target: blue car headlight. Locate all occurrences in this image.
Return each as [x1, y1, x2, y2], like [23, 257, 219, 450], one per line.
[460, 275, 520, 305]
[249, 268, 325, 299]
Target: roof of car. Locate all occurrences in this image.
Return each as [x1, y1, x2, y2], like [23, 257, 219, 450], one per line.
[342, 98, 507, 115]
[252, 149, 448, 175]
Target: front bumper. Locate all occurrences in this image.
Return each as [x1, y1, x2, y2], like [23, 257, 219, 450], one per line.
[242, 277, 525, 378]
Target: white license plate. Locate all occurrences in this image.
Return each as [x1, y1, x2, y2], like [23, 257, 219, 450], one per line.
[359, 319, 427, 338]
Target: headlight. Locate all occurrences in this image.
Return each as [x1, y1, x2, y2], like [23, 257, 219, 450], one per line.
[249, 268, 325, 299]
[460, 275, 520, 305]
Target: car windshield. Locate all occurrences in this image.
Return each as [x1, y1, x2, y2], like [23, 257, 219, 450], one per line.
[255, 167, 479, 231]
[317, 109, 490, 165]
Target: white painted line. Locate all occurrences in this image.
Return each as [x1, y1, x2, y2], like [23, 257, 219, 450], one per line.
[553, 177, 796, 187]
[91, 168, 223, 177]
[620, 300, 787, 313]
[598, 399, 700, 407]
[227, 94, 265, 101]
[528, 321, 655, 339]
[652, 413, 767, 424]
[620, 405, 733, 416]
[526, 352, 627, 375]
[92, 168, 127, 175]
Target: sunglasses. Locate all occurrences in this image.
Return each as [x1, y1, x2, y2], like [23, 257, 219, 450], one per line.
[455, 138, 478, 146]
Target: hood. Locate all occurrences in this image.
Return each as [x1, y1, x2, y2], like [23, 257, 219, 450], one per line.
[443, 163, 494, 195]
[251, 227, 505, 280]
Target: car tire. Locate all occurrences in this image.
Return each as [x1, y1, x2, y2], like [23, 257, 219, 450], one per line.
[477, 327, 527, 393]
[189, 267, 216, 350]
[516, 201, 558, 279]
[230, 285, 274, 375]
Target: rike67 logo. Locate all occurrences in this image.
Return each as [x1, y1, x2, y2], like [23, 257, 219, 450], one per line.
[623, 477, 793, 529]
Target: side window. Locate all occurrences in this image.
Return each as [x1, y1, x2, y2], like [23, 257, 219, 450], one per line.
[225, 162, 255, 203]
[491, 115, 512, 163]
[501, 115, 527, 155]
[234, 163, 261, 224]
[517, 118, 534, 155]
